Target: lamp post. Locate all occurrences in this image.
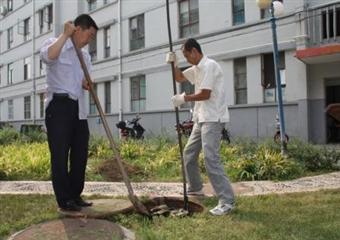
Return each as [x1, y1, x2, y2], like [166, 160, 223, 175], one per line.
[257, 0, 287, 155]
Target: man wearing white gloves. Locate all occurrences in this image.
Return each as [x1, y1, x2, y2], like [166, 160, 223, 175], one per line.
[166, 38, 235, 216]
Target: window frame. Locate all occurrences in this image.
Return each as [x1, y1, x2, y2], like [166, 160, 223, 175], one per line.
[234, 57, 247, 104]
[129, 14, 145, 51]
[178, 0, 199, 38]
[24, 96, 31, 120]
[130, 75, 146, 112]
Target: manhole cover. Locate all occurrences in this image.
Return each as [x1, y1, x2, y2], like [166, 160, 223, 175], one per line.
[58, 199, 134, 218]
[8, 218, 134, 240]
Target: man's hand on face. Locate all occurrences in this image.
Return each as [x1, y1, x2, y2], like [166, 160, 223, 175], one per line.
[166, 52, 178, 67]
[171, 92, 186, 107]
[64, 21, 76, 37]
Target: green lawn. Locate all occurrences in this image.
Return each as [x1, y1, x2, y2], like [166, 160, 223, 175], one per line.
[1, 190, 340, 240]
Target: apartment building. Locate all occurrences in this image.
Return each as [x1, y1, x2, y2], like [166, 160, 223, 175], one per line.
[0, 0, 339, 144]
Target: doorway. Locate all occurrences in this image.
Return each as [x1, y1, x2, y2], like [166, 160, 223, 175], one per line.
[325, 78, 340, 143]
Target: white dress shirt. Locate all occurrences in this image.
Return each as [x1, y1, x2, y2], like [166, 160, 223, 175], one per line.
[40, 38, 92, 120]
[183, 56, 229, 123]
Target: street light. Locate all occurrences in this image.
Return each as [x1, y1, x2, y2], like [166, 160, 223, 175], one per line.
[257, 0, 287, 155]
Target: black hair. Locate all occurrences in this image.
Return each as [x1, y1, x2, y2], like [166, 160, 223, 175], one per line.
[74, 14, 98, 30]
[182, 38, 202, 54]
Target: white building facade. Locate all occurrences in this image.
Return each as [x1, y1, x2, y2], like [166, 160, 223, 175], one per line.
[0, 0, 339, 144]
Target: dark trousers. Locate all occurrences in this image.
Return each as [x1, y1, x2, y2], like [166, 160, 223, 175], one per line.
[45, 96, 89, 207]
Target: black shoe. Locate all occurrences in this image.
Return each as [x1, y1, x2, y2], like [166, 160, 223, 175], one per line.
[74, 197, 93, 207]
[59, 200, 82, 212]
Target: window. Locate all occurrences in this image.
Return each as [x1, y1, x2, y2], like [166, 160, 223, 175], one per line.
[24, 57, 31, 80]
[7, 27, 13, 49]
[232, 0, 245, 25]
[262, 52, 285, 103]
[40, 93, 44, 118]
[39, 59, 45, 76]
[39, 9, 44, 34]
[24, 96, 31, 119]
[24, 18, 30, 41]
[7, 63, 14, 85]
[179, 0, 199, 38]
[322, 7, 340, 40]
[104, 81, 111, 114]
[234, 58, 247, 104]
[89, 84, 97, 115]
[261, 0, 283, 19]
[104, 26, 111, 58]
[88, 32, 97, 61]
[129, 14, 145, 51]
[47, 4, 53, 30]
[88, 0, 97, 11]
[8, 100, 13, 120]
[130, 75, 146, 112]
[7, 0, 13, 12]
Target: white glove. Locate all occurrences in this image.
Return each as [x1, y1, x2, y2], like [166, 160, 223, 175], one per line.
[166, 52, 178, 66]
[171, 92, 186, 108]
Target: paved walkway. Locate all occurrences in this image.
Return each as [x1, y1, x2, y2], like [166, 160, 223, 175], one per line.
[1, 171, 339, 197]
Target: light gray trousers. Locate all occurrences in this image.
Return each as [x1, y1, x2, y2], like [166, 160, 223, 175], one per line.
[184, 122, 235, 205]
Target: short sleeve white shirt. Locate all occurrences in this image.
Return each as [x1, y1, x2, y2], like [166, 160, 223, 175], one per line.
[40, 38, 92, 120]
[183, 56, 229, 123]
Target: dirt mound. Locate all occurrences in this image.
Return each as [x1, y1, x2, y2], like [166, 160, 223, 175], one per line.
[96, 159, 146, 181]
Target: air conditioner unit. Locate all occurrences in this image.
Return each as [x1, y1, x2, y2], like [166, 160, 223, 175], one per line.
[0, 6, 8, 16]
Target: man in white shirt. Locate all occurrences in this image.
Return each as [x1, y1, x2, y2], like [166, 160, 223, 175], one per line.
[40, 14, 98, 212]
[166, 38, 235, 216]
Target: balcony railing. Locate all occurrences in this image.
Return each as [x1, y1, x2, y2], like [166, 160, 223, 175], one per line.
[307, 2, 340, 47]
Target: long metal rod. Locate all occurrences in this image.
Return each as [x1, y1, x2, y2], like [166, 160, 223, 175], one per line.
[165, 0, 189, 211]
[71, 38, 150, 217]
[270, 2, 287, 155]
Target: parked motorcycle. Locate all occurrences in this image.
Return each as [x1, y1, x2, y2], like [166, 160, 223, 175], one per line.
[116, 115, 145, 140]
[273, 114, 289, 144]
[176, 111, 230, 144]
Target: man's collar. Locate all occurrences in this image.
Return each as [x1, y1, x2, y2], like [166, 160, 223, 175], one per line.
[197, 56, 207, 69]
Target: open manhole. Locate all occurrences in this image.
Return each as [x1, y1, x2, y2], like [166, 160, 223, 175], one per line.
[8, 218, 134, 240]
[143, 197, 205, 217]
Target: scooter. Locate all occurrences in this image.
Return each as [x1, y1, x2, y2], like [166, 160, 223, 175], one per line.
[176, 109, 230, 144]
[116, 115, 145, 140]
[273, 114, 289, 144]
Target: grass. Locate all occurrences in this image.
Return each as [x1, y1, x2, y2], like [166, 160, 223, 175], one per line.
[1, 190, 340, 240]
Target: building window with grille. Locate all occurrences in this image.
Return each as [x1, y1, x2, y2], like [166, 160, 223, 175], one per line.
[322, 7, 340, 40]
[129, 14, 145, 51]
[179, 0, 199, 38]
[104, 81, 111, 114]
[7, 0, 13, 12]
[234, 58, 247, 104]
[24, 96, 31, 119]
[232, 0, 245, 25]
[46, 4, 53, 30]
[89, 32, 97, 61]
[23, 18, 30, 41]
[39, 59, 45, 76]
[89, 84, 97, 115]
[7, 27, 13, 49]
[104, 26, 111, 58]
[261, 0, 283, 19]
[38, 9, 44, 34]
[262, 52, 285, 103]
[40, 93, 44, 118]
[24, 57, 31, 80]
[88, 0, 97, 11]
[7, 63, 14, 85]
[130, 75, 146, 112]
[8, 99, 13, 120]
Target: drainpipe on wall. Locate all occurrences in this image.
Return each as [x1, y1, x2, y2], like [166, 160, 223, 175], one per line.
[32, 0, 36, 124]
[118, 0, 123, 122]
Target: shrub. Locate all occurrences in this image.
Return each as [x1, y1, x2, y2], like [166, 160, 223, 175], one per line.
[288, 139, 340, 171]
[0, 127, 20, 145]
